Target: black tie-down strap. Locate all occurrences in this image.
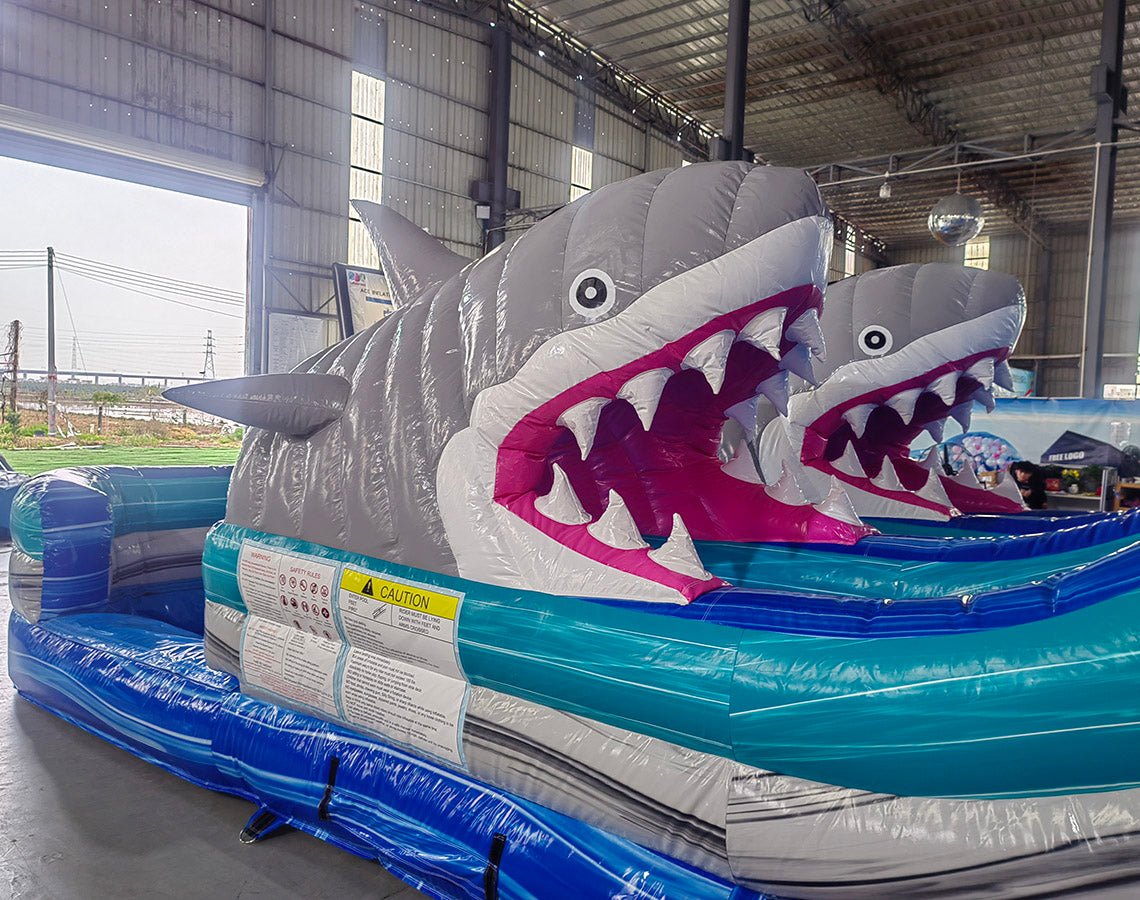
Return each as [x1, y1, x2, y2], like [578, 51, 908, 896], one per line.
[483, 833, 508, 900]
[318, 756, 340, 821]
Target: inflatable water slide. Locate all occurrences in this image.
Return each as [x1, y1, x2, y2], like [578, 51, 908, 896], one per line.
[8, 163, 1140, 899]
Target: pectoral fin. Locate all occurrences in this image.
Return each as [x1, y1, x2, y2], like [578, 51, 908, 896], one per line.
[164, 374, 350, 438]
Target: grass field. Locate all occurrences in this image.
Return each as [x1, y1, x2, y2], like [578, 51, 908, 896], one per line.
[1, 446, 240, 475]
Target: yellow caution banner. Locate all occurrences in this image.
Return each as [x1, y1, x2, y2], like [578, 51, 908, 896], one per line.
[339, 568, 460, 620]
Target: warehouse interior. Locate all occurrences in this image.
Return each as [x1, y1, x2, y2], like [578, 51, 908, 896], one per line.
[1, 0, 1135, 397]
[4, 1, 1140, 898]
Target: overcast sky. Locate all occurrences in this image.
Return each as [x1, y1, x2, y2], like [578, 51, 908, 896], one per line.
[0, 157, 247, 378]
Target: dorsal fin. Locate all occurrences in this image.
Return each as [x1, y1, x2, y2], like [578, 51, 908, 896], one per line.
[163, 374, 350, 438]
[352, 200, 467, 308]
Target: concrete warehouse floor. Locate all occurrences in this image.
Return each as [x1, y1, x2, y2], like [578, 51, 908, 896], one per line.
[0, 548, 425, 900]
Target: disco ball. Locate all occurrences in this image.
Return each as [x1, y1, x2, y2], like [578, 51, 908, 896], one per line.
[928, 193, 985, 246]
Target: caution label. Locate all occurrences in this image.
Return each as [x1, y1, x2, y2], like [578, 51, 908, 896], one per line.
[339, 570, 460, 620]
[337, 567, 465, 680]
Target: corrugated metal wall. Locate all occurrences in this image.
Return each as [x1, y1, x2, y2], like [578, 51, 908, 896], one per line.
[1035, 227, 1140, 396]
[509, 54, 575, 210]
[507, 54, 689, 213]
[378, 0, 486, 256]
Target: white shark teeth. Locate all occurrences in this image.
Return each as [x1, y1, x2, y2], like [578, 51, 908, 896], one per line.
[886, 387, 923, 425]
[966, 357, 995, 389]
[725, 395, 762, 440]
[682, 329, 735, 393]
[949, 401, 973, 432]
[918, 445, 942, 470]
[994, 360, 1015, 391]
[817, 477, 864, 526]
[844, 403, 877, 439]
[786, 308, 826, 360]
[557, 397, 610, 460]
[832, 441, 866, 478]
[718, 419, 746, 463]
[973, 387, 996, 413]
[872, 457, 905, 492]
[587, 489, 648, 550]
[928, 371, 960, 407]
[649, 514, 711, 580]
[757, 371, 790, 416]
[766, 461, 808, 506]
[722, 442, 763, 483]
[925, 418, 945, 442]
[917, 467, 952, 506]
[992, 472, 1027, 507]
[953, 464, 982, 488]
[534, 464, 591, 525]
[739, 307, 786, 357]
[779, 342, 818, 385]
[617, 368, 671, 431]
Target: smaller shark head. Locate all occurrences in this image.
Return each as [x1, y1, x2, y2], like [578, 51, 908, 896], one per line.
[758, 263, 1026, 519]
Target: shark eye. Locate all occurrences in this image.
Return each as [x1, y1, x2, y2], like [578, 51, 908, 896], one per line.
[568, 269, 616, 319]
[857, 324, 893, 357]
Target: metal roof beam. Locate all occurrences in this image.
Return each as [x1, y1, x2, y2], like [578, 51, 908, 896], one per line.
[795, 0, 1049, 240]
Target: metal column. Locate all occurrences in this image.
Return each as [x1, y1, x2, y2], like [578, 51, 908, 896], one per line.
[1079, 0, 1126, 398]
[486, 25, 512, 250]
[712, 0, 750, 161]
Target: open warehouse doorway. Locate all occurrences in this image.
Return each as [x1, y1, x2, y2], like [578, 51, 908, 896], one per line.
[0, 155, 248, 449]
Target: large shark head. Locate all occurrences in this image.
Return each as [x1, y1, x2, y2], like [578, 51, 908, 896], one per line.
[756, 263, 1027, 519]
[436, 163, 877, 602]
[170, 162, 875, 604]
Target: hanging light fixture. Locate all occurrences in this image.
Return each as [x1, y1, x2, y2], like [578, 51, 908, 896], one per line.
[928, 169, 984, 246]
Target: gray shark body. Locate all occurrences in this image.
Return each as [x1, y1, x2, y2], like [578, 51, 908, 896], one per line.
[185, 163, 874, 603]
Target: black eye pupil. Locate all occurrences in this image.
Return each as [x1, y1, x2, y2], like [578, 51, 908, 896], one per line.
[865, 330, 885, 349]
[576, 277, 607, 309]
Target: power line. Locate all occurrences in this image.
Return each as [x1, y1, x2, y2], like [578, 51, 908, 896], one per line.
[55, 265, 244, 319]
[54, 252, 244, 304]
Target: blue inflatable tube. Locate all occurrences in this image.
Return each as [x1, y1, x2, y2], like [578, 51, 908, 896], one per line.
[7, 609, 764, 900]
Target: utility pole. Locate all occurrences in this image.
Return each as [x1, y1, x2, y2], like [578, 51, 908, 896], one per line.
[47, 246, 57, 436]
[200, 330, 216, 380]
[2, 320, 19, 420]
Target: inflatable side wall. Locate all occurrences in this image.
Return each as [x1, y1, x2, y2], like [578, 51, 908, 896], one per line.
[5, 466, 766, 900]
[11, 467, 1140, 898]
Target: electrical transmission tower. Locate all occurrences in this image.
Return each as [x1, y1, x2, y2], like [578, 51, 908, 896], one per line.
[1, 320, 20, 420]
[200, 330, 216, 380]
[70, 334, 79, 372]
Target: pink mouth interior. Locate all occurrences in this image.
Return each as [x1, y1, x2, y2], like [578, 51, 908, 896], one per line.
[492, 285, 872, 602]
[802, 349, 1011, 513]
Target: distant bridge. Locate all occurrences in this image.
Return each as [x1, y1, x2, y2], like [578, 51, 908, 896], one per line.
[17, 369, 208, 387]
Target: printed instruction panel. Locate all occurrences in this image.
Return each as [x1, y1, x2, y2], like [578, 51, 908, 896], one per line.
[341, 647, 467, 766]
[237, 541, 339, 640]
[240, 616, 340, 718]
[237, 540, 469, 767]
[337, 566, 465, 679]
